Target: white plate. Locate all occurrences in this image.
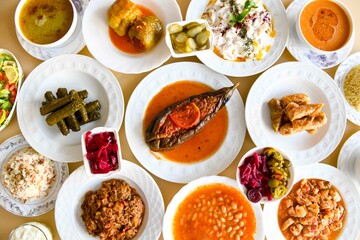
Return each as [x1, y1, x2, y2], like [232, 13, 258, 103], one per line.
[17, 54, 124, 163]
[338, 131, 360, 194]
[82, 0, 182, 74]
[125, 62, 246, 183]
[286, 0, 354, 69]
[186, 0, 288, 77]
[334, 52, 360, 126]
[16, 0, 88, 61]
[55, 160, 164, 240]
[245, 62, 346, 167]
[163, 176, 265, 240]
[0, 134, 69, 217]
[263, 163, 360, 240]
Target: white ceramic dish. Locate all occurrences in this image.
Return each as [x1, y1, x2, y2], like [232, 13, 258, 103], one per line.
[81, 127, 122, 177]
[334, 51, 360, 126]
[186, 0, 288, 77]
[125, 62, 246, 183]
[17, 54, 124, 163]
[15, 0, 88, 60]
[286, 0, 354, 69]
[236, 146, 295, 204]
[263, 163, 360, 240]
[15, 0, 78, 48]
[165, 19, 214, 58]
[337, 131, 360, 194]
[163, 176, 265, 240]
[0, 49, 24, 132]
[245, 62, 346, 167]
[82, 0, 182, 74]
[55, 160, 164, 240]
[0, 134, 69, 217]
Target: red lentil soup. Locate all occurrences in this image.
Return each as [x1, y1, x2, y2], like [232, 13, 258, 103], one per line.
[300, 0, 351, 51]
[143, 81, 228, 164]
[172, 183, 256, 240]
[109, 5, 156, 54]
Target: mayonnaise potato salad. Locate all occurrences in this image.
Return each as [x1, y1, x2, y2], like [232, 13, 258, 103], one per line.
[202, 0, 275, 61]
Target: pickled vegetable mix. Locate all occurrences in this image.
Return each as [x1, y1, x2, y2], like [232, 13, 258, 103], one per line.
[0, 53, 19, 127]
[85, 131, 119, 174]
[239, 147, 291, 203]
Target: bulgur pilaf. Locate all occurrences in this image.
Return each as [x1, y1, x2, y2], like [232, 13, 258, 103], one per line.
[344, 64, 360, 112]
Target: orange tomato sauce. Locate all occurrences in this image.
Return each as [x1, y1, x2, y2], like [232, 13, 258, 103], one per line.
[108, 5, 155, 54]
[143, 81, 228, 164]
[300, 0, 350, 51]
[172, 183, 256, 240]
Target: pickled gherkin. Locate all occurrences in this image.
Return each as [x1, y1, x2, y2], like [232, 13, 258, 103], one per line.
[168, 21, 212, 55]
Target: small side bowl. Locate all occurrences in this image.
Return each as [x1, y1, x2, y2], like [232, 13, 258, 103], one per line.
[14, 0, 78, 48]
[0, 49, 24, 132]
[165, 19, 214, 58]
[236, 146, 295, 204]
[296, 0, 354, 54]
[81, 127, 122, 177]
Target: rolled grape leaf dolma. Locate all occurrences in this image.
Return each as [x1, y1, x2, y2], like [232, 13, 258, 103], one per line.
[145, 84, 238, 151]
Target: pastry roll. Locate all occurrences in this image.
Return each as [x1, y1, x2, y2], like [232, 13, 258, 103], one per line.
[285, 103, 324, 121]
[268, 98, 283, 132]
[280, 93, 310, 108]
[279, 112, 327, 135]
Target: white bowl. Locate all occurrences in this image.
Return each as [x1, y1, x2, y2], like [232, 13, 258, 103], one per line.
[14, 0, 78, 48]
[296, 0, 354, 54]
[81, 127, 122, 177]
[236, 146, 295, 204]
[165, 19, 214, 58]
[0, 49, 24, 132]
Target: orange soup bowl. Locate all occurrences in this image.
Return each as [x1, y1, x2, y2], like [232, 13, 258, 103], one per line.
[296, 0, 354, 54]
[14, 0, 78, 48]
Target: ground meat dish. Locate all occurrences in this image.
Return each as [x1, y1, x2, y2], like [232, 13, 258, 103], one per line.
[81, 179, 145, 240]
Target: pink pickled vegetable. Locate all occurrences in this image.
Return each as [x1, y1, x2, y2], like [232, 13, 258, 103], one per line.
[238, 152, 272, 202]
[85, 131, 119, 174]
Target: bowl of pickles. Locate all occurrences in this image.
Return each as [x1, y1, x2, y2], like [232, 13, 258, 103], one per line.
[165, 19, 214, 58]
[236, 146, 295, 204]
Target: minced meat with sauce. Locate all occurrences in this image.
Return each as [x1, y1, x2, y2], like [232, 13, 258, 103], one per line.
[81, 179, 145, 240]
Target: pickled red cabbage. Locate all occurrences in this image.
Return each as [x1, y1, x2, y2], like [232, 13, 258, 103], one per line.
[85, 131, 119, 174]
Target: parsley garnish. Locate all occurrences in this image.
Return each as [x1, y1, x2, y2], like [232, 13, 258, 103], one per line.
[229, 0, 257, 27]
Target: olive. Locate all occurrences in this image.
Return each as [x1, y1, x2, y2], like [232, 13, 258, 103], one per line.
[184, 22, 200, 29]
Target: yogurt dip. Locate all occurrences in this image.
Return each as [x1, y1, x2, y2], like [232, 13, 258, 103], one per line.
[8, 222, 52, 240]
[202, 0, 275, 61]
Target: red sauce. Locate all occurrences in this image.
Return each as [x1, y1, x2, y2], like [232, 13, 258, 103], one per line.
[143, 81, 228, 164]
[108, 5, 156, 54]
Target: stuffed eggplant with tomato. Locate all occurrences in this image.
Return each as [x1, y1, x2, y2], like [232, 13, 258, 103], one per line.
[145, 83, 238, 151]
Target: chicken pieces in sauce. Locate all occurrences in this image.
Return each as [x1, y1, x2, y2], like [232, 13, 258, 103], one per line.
[278, 178, 345, 240]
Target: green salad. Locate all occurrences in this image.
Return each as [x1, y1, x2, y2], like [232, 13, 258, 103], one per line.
[0, 53, 20, 127]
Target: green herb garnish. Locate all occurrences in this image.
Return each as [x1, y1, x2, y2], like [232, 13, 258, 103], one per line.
[229, 0, 257, 27]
